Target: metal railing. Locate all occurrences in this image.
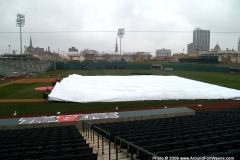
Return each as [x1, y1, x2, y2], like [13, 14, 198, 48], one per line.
[82, 121, 112, 160]
[82, 121, 158, 160]
[115, 136, 157, 160]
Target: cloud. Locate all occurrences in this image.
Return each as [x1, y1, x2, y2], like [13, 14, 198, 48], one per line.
[0, 0, 239, 55]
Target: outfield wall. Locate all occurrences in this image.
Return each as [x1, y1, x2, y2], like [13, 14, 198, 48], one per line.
[125, 64, 151, 69]
[55, 61, 230, 72]
[162, 64, 229, 72]
[56, 61, 151, 70]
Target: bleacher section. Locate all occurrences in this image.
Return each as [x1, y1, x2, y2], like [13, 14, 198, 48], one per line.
[92, 108, 240, 158]
[1, 108, 239, 159]
[0, 125, 97, 160]
[0, 61, 53, 77]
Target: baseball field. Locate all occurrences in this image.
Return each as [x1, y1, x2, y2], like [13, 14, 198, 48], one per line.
[0, 70, 240, 118]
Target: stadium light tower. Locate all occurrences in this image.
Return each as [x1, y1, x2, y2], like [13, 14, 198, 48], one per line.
[117, 28, 125, 61]
[16, 13, 25, 61]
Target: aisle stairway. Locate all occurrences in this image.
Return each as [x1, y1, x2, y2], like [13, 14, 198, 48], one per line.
[80, 130, 133, 160]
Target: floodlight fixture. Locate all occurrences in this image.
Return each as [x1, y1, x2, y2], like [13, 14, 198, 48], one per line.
[16, 14, 25, 27]
[117, 28, 125, 37]
[117, 28, 125, 60]
[16, 13, 25, 61]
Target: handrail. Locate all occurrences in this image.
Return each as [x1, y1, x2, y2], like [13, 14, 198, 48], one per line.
[82, 122, 157, 160]
[92, 125, 111, 160]
[116, 136, 157, 160]
[82, 121, 112, 160]
[82, 120, 92, 139]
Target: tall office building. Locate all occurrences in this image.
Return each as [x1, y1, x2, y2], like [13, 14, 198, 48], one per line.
[193, 28, 210, 51]
[238, 37, 240, 51]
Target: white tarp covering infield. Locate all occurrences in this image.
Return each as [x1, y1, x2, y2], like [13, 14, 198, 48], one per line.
[48, 74, 240, 102]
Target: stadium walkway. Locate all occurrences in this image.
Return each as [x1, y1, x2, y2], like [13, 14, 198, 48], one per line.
[0, 107, 194, 126]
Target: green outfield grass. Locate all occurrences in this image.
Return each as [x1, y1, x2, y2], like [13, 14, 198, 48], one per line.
[0, 100, 223, 116]
[0, 82, 49, 99]
[0, 70, 239, 116]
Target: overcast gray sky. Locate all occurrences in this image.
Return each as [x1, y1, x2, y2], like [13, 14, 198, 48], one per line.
[0, 0, 240, 56]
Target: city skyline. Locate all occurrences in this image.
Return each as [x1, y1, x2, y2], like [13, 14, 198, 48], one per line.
[0, 0, 240, 56]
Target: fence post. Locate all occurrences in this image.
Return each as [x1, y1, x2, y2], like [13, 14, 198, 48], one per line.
[82, 121, 85, 132]
[130, 144, 133, 160]
[97, 129, 100, 148]
[109, 134, 111, 160]
[102, 132, 104, 154]
[93, 129, 95, 143]
[87, 123, 90, 138]
[85, 123, 88, 137]
[116, 137, 118, 160]
[91, 125, 92, 140]
[114, 137, 116, 148]
[85, 121, 87, 134]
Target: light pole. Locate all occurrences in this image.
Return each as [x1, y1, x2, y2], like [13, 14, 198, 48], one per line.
[16, 13, 25, 61]
[9, 45, 11, 54]
[183, 49, 184, 54]
[117, 28, 125, 61]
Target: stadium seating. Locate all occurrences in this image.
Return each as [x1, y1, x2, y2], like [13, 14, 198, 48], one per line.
[92, 108, 240, 157]
[0, 125, 97, 160]
[0, 61, 52, 76]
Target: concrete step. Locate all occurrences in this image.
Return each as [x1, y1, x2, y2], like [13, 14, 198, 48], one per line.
[89, 142, 115, 148]
[93, 148, 116, 154]
[97, 153, 131, 160]
[84, 138, 113, 145]
[83, 135, 110, 142]
[80, 130, 134, 160]
[83, 136, 115, 148]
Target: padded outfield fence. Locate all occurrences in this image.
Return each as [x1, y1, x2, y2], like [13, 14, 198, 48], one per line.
[56, 61, 151, 70]
[162, 64, 230, 72]
[55, 61, 231, 72]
